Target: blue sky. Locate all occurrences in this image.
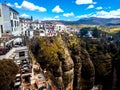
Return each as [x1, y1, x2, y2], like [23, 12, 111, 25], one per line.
[1, 0, 120, 20]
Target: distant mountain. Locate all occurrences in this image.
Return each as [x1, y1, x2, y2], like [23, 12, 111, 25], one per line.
[60, 17, 120, 26]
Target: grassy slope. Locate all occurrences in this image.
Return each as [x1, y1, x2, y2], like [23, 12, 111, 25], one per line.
[95, 26, 120, 34]
[69, 24, 120, 34]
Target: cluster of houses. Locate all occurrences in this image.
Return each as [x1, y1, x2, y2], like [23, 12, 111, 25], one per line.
[0, 3, 80, 49]
[0, 3, 74, 49]
[0, 3, 70, 38]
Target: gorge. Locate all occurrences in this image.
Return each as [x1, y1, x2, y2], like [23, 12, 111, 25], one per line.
[30, 33, 120, 90]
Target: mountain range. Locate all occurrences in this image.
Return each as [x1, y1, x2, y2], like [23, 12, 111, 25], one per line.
[59, 17, 120, 26]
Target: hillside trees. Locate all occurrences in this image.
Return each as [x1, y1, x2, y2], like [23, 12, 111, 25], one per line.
[80, 27, 101, 38]
[0, 59, 19, 89]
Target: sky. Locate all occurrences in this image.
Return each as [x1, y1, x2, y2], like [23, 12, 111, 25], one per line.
[0, 0, 120, 21]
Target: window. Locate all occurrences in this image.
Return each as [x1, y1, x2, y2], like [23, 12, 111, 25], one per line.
[11, 20, 13, 27]
[28, 31, 30, 36]
[17, 21, 19, 26]
[0, 25, 3, 33]
[0, 9, 1, 17]
[59, 26, 61, 28]
[13, 13, 17, 19]
[14, 21, 16, 27]
[19, 51, 25, 57]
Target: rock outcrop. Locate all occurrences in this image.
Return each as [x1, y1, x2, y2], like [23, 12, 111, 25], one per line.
[30, 35, 113, 90]
[63, 35, 95, 90]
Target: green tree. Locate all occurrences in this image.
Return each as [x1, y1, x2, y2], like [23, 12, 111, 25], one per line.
[92, 27, 100, 38]
[80, 27, 90, 36]
[0, 59, 19, 89]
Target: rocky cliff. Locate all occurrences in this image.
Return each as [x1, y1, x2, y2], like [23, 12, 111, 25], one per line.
[30, 35, 113, 90]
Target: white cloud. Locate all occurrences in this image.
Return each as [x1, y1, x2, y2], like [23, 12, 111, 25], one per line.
[75, 0, 96, 5]
[14, 1, 46, 12]
[6, 3, 13, 7]
[93, 2, 97, 4]
[96, 6, 103, 10]
[63, 12, 74, 17]
[43, 18, 56, 20]
[14, 2, 21, 8]
[20, 13, 29, 17]
[52, 5, 64, 13]
[76, 14, 92, 18]
[67, 19, 71, 21]
[54, 15, 59, 19]
[105, 7, 111, 9]
[93, 9, 120, 18]
[87, 5, 94, 9]
[43, 16, 60, 20]
[43, 17, 58, 20]
[76, 9, 120, 19]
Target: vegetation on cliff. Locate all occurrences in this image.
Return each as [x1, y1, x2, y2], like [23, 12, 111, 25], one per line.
[30, 35, 95, 90]
[30, 36, 74, 89]
[30, 26, 120, 90]
[62, 35, 95, 90]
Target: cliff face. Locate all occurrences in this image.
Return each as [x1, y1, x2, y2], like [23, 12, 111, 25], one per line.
[30, 35, 116, 90]
[113, 53, 120, 90]
[30, 36, 75, 90]
[63, 36, 95, 90]
[85, 39, 113, 90]
[30, 35, 112, 90]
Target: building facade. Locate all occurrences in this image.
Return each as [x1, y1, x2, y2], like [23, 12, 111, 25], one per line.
[31, 20, 41, 30]
[0, 3, 19, 37]
[19, 17, 33, 35]
[54, 22, 66, 32]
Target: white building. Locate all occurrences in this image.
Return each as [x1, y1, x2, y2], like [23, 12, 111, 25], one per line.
[39, 29, 46, 36]
[31, 20, 41, 30]
[0, 3, 20, 37]
[19, 17, 33, 35]
[54, 22, 66, 32]
[43, 22, 54, 31]
[24, 29, 34, 39]
[42, 22, 58, 37]
[23, 29, 42, 38]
